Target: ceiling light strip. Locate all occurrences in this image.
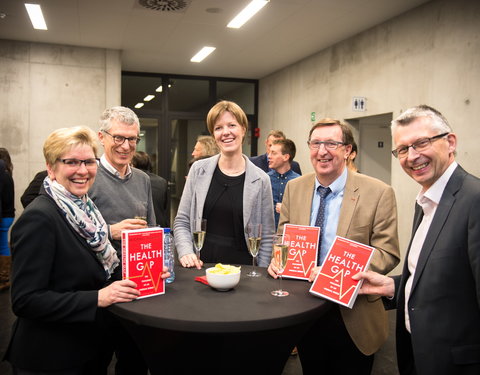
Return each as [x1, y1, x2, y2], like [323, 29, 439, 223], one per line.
[190, 47, 216, 63]
[227, 0, 269, 29]
[25, 3, 48, 30]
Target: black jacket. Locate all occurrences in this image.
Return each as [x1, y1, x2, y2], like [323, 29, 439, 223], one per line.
[6, 193, 110, 371]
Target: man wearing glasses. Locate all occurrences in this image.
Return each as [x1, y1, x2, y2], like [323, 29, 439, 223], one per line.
[268, 118, 400, 374]
[353, 105, 480, 375]
[89, 106, 155, 374]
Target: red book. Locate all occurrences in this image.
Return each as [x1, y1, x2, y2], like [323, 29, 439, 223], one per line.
[281, 224, 320, 280]
[121, 227, 165, 299]
[310, 236, 374, 308]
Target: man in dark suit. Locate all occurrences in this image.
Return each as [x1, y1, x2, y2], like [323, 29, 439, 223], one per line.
[353, 105, 480, 375]
[132, 151, 169, 227]
[250, 129, 302, 175]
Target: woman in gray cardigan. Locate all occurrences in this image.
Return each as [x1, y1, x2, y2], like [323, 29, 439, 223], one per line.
[174, 101, 274, 269]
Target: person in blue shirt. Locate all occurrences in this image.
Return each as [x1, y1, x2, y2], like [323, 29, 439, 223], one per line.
[250, 130, 302, 175]
[267, 139, 300, 229]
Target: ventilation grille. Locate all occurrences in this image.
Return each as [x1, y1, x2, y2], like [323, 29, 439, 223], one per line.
[138, 0, 191, 12]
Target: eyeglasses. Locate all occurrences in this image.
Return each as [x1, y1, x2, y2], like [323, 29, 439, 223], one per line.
[392, 133, 449, 158]
[58, 158, 99, 169]
[307, 140, 345, 151]
[103, 130, 140, 145]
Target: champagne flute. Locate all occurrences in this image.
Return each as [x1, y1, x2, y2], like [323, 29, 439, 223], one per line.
[245, 223, 262, 277]
[192, 218, 207, 261]
[134, 201, 147, 222]
[271, 234, 289, 297]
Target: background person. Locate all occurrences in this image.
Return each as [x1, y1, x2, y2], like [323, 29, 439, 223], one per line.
[20, 170, 48, 208]
[347, 139, 359, 172]
[191, 135, 219, 160]
[174, 100, 274, 269]
[268, 118, 400, 374]
[132, 151, 169, 227]
[353, 105, 480, 375]
[4, 127, 169, 374]
[0, 148, 14, 291]
[250, 129, 302, 175]
[267, 138, 300, 229]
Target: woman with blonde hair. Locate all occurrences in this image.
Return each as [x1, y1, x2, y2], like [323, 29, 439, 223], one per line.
[174, 100, 274, 269]
[5, 126, 169, 374]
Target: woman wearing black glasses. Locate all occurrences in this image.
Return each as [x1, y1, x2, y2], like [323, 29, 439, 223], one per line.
[5, 126, 169, 374]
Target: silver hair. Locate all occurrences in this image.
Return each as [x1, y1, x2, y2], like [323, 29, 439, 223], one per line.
[391, 105, 452, 135]
[99, 106, 140, 133]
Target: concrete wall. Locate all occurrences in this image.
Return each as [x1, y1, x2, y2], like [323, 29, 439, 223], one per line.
[0, 40, 121, 217]
[258, 0, 480, 272]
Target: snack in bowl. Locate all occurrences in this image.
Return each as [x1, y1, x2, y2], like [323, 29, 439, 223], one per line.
[206, 263, 241, 291]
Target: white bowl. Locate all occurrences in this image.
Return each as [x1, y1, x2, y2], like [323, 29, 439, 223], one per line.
[206, 267, 241, 291]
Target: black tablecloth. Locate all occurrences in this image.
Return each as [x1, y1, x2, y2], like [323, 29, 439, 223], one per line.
[109, 264, 330, 374]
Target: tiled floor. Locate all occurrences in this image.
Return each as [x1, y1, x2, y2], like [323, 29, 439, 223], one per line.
[0, 288, 398, 374]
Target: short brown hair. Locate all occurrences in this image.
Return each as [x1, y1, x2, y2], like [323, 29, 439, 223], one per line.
[132, 151, 152, 172]
[267, 130, 286, 139]
[308, 118, 354, 146]
[272, 138, 296, 162]
[206, 100, 248, 135]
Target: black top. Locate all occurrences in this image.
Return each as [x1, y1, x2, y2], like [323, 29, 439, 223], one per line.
[146, 171, 169, 228]
[6, 193, 108, 371]
[0, 164, 15, 218]
[202, 166, 250, 265]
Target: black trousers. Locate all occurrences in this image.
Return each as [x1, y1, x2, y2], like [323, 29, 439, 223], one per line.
[297, 305, 374, 374]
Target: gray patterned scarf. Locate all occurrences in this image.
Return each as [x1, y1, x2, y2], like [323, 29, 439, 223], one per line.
[43, 177, 119, 278]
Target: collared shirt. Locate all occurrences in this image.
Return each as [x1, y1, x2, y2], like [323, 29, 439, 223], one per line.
[404, 161, 457, 332]
[100, 154, 132, 180]
[310, 167, 348, 265]
[268, 168, 300, 229]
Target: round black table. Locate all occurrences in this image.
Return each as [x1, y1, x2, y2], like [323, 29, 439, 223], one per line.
[109, 264, 330, 374]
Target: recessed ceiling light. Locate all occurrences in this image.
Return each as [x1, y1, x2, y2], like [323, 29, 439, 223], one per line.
[190, 47, 216, 63]
[144, 95, 155, 101]
[227, 0, 269, 29]
[155, 85, 163, 92]
[135, 103, 144, 109]
[25, 3, 47, 30]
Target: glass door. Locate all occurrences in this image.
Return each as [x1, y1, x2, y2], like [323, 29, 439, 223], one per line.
[169, 117, 208, 225]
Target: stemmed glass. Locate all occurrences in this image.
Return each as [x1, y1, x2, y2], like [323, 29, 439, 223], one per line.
[192, 218, 207, 261]
[245, 223, 262, 277]
[271, 234, 289, 297]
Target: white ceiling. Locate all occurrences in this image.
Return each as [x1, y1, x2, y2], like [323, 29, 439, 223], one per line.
[0, 0, 430, 79]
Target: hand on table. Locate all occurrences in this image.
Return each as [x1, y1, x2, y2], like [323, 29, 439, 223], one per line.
[180, 254, 203, 269]
[267, 258, 281, 279]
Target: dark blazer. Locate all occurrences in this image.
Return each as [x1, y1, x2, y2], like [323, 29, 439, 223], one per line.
[147, 171, 169, 228]
[5, 193, 109, 371]
[393, 165, 480, 375]
[249, 153, 302, 175]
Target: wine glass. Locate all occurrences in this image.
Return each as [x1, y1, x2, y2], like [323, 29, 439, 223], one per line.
[245, 223, 262, 277]
[271, 234, 289, 297]
[134, 201, 147, 221]
[192, 218, 207, 260]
